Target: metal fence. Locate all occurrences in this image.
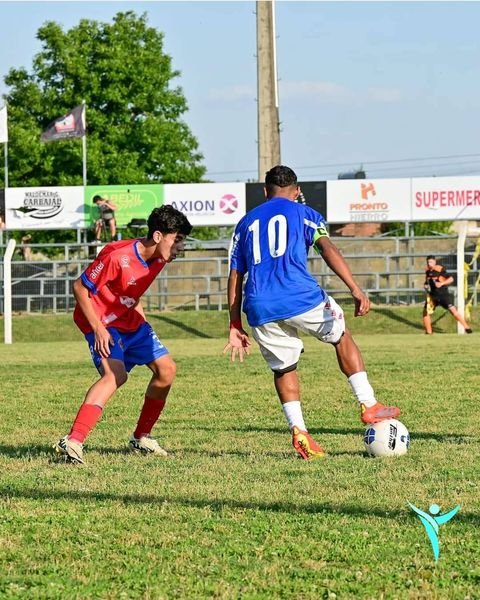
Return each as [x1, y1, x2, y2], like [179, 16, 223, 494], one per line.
[1, 237, 479, 313]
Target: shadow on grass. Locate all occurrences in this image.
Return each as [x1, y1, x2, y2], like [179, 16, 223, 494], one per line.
[170, 424, 477, 444]
[147, 314, 213, 339]
[373, 307, 425, 331]
[179, 447, 287, 459]
[328, 449, 367, 458]
[92, 446, 288, 460]
[0, 444, 54, 459]
[0, 483, 479, 525]
[373, 307, 450, 333]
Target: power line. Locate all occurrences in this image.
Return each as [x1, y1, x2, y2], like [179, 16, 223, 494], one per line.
[296, 153, 480, 171]
[318, 159, 480, 179]
[206, 152, 480, 177]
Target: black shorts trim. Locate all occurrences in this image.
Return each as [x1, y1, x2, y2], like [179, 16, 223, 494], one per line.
[272, 363, 298, 374]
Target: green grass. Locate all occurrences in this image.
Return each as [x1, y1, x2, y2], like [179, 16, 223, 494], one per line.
[0, 317, 479, 598]
[1, 304, 479, 342]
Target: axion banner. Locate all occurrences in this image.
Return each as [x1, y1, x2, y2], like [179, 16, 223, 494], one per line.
[163, 183, 246, 226]
[4, 186, 85, 230]
[326, 178, 411, 223]
[411, 176, 480, 221]
[85, 185, 163, 227]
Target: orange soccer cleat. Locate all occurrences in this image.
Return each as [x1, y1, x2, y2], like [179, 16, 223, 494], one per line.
[360, 402, 400, 425]
[291, 426, 326, 460]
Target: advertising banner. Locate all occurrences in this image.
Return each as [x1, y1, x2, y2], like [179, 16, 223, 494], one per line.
[5, 186, 86, 230]
[326, 179, 411, 223]
[85, 185, 163, 227]
[246, 181, 327, 215]
[163, 183, 246, 226]
[411, 176, 480, 221]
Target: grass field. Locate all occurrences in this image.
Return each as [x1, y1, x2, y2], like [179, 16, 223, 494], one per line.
[1, 304, 479, 342]
[0, 311, 479, 599]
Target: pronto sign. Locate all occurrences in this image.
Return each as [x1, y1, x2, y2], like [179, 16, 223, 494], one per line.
[326, 178, 411, 223]
[163, 183, 246, 226]
[411, 176, 480, 221]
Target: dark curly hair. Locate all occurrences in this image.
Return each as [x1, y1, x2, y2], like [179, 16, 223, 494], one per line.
[265, 165, 298, 196]
[147, 205, 192, 239]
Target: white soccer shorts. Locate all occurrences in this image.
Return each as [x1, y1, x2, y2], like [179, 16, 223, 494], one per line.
[251, 296, 345, 372]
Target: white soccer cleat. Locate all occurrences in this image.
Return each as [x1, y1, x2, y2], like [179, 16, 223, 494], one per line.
[54, 435, 85, 465]
[128, 435, 168, 457]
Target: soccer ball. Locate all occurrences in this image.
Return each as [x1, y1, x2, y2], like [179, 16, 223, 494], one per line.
[364, 419, 410, 457]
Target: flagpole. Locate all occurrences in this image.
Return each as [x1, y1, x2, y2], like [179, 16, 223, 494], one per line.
[82, 100, 87, 186]
[1, 102, 7, 187]
[82, 134, 87, 186]
[3, 142, 7, 188]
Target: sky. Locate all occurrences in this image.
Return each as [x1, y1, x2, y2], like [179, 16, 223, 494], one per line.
[1, 0, 480, 184]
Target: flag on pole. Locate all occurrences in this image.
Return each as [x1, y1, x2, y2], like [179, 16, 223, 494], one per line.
[0, 105, 8, 143]
[41, 104, 85, 142]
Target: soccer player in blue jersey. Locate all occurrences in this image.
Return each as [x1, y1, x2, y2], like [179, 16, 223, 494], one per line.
[224, 165, 400, 459]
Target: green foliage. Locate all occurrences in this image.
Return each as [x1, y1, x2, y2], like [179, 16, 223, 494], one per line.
[0, 333, 478, 598]
[1, 11, 206, 187]
[190, 225, 234, 241]
[7, 229, 77, 247]
[383, 221, 453, 236]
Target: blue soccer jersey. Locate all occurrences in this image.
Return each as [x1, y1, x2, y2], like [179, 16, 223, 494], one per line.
[230, 197, 328, 326]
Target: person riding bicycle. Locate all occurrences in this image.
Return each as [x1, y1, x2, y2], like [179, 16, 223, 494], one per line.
[93, 195, 118, 242]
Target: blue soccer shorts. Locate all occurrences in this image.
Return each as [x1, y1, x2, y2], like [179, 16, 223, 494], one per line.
[85, 321, 169, 372]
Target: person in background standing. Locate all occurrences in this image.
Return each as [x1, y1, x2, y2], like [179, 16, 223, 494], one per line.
[93, 195, 118, 242]
[423, 255, 472, 335]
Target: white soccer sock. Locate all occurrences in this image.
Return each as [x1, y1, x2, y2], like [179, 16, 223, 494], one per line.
[347, 371, 376, 407]
[282, 400, 307, 431]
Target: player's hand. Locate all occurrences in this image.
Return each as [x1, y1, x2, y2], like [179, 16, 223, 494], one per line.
[94, 326, 113, 358]
[351, 287, 370, 317]
[223, 328, 251, 363]
[435, 281, 442, 288]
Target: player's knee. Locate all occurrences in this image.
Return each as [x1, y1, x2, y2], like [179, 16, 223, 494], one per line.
[153, 357, 177, 385]
[101, 369, 128, 389]
[164, 359, 177, 384]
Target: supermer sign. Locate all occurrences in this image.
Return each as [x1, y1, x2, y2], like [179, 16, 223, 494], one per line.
[327, 176, 480, 223]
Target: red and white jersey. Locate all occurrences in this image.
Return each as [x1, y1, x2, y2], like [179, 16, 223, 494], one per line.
[74, 239, 166, 334]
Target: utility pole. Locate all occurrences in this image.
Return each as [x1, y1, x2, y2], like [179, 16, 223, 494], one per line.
[256, 0, 281, 181]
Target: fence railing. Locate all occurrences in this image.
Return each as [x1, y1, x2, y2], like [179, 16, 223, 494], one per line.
[1, 238, 479, 313]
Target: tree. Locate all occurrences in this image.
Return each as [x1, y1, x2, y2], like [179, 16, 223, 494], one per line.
[1, 11, 206, 187]
[383, 221, 453, 236]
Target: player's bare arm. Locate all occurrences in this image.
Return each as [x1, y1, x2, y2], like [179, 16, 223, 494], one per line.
[435, 276, 453, 288]
[73, 278, 113, 358]
[224, 268, 251, 362]
[315, 236, 370, 317]
[134, 299, 146, 321]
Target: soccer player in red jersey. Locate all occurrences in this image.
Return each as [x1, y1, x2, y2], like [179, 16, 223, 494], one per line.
[55, 205, 192, 464]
